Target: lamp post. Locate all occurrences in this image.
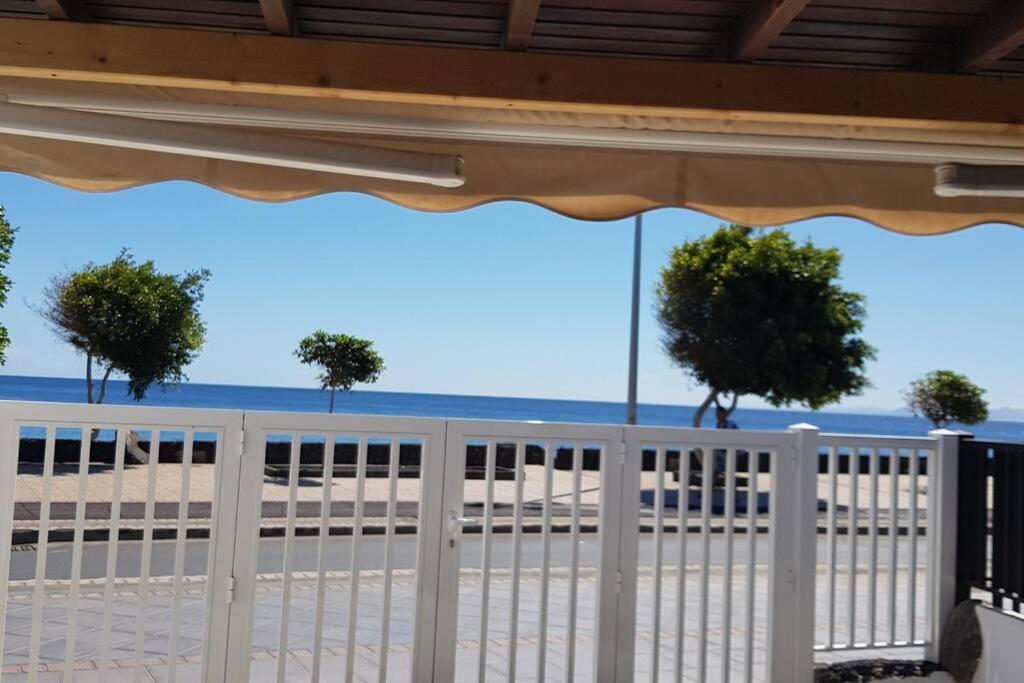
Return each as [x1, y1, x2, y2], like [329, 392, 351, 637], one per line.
[626, 213, 642, 425]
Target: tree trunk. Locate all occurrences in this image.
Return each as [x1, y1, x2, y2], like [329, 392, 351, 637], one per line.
[715, 392, 739, 418]
[85, 353, 94, 404]
[329, 388, 336, 414]
[693, 389, 719, 428]
[96, 366, 114, 405]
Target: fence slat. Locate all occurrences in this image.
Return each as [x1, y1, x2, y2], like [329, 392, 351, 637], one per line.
[507, 439, 527, 680]
[847, 448, 860, 647]
[888, 450, 899, 646]
[311, 434, 336, 683]
[566, 443, 583, 682]
[477, 440, 496, 681]
[167, 429, 195, 680]
[27, 427, 56, 682]
[276, 433, 303, 682]
[133, 429, 162, 683]
[62, 429, 92, 683]
[722, 448, 736, 683]
[537, 440, 555, 682]
[868, 448, 879, 644]
[698, 448, 712, 683]
[826, 446, 839, 649]
[745, 447, 760, 681]
[674, 446, 691, 683]
[378, 436, 401, 682]
[651, 446, 666, 680]
[99, 429, 128, 680]
[345, 437, 369, 682]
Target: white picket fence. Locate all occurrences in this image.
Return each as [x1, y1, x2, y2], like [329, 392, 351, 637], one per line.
[0, 401, 959, 682]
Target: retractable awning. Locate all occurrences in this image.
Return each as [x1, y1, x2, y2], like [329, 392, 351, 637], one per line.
[0, 15, 1022, 234]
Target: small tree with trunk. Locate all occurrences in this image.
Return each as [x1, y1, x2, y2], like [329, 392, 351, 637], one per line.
[905, 370, 988, 429]
[0, 206, 15, 365]
[656, 225, 875, 427]
[295, 331, 385, 413]
[38, 249, 210, 403]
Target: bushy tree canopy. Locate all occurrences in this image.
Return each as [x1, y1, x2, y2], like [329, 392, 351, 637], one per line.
[905, 370, 988, 429]
[0, 207, 15, 365]
[295, 331, 385, 413]
[39, 249, 210, 403]
[656, 225, 875, 427]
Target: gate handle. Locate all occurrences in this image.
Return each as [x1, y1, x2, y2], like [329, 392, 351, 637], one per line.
[447, 511, 476, 541]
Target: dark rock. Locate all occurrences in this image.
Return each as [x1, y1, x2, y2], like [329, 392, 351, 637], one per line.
[940, 600, 983, 683]
[814, 659, 946, 682]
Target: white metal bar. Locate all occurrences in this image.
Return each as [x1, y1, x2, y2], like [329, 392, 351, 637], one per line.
[651, 446, 666, 680]
[62, 429, 92, 682]
[766, 425, 818, 682]
[537, 440, 555, 683]
[888, 450, 899, 646]
[133, 430, 162, 683]
[827, 447, 839, 649]
[311, 435, 337, 683]
[99, 428, 128, 680]
[507, 439, 527, 681]
[908, 451, 919, 643]
[675, 446, 691, 683]
[698, 447, 712, 683]
[722, 448, 736, 683]
[0, 410, 20, 663]
[868, 448, 879, 645]
[744, 449, 760, 682]
[612, 436, 641, 683]
[276, 434, 302, 682]
[345, 437, 369, 682]
[477, 441, 496, 681]
[378, 436, 401, 683]
[167, 430, 195, 680]
[415, 422, 453, 682]
[926, 432, 959, 662]
[567, 444, 583, 682]
[847, 448, 860, 647]
[27, 426, 56, 682]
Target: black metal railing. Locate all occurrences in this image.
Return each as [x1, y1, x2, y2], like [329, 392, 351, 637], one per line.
[956, 438, 1024, 613]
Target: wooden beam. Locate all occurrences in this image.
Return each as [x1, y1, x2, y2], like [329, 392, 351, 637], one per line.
[258, 0, 296, 36]
[33, 0, 88, 21]
[0, 19, 1021, 132]
[957, 1, 1024, 72]
[732, 0, 810, 61]
[505, 0, 541, 50]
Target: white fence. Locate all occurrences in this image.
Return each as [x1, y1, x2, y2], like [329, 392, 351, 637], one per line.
[0, 401, 958, 682]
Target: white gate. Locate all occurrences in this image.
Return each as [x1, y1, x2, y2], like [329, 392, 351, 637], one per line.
[224, 411, 448, 682]
[0, 401, 956, 682]
[0, 401, 244, 682]
[432, 420, 626, 682]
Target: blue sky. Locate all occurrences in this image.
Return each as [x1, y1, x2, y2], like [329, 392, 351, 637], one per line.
[0, 172, 1020, 412]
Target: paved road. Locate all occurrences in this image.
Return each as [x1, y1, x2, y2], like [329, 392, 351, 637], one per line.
[10, 531, 921, 581]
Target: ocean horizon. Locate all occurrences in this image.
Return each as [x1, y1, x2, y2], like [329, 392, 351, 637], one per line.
[0, 374, 1021, 441]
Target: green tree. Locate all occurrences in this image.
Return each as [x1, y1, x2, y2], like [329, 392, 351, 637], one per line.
[905, 370, 988, 429]
[656, 225, 875, 427]
[39, 249, 210, 403]
[0, 207, 15, 365]
[295, 331, 385, 413]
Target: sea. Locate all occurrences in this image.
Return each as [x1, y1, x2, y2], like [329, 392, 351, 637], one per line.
[0, 374, 1021, 441]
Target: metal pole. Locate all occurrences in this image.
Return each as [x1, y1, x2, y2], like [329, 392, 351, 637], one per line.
[626, 214, 642, 425]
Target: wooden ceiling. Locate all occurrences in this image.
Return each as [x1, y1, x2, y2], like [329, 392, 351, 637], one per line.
[0, 0, 1022, 77]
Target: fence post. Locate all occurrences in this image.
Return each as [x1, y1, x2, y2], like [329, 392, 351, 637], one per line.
[768, 423, 819, 682]
[926, 429, 960, 662]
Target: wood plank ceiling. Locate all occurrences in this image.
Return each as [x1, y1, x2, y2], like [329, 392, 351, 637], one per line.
[2, 0, 1023, 76]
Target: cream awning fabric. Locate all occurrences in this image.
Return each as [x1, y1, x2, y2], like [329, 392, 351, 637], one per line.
[1, 79, 1023, 235]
